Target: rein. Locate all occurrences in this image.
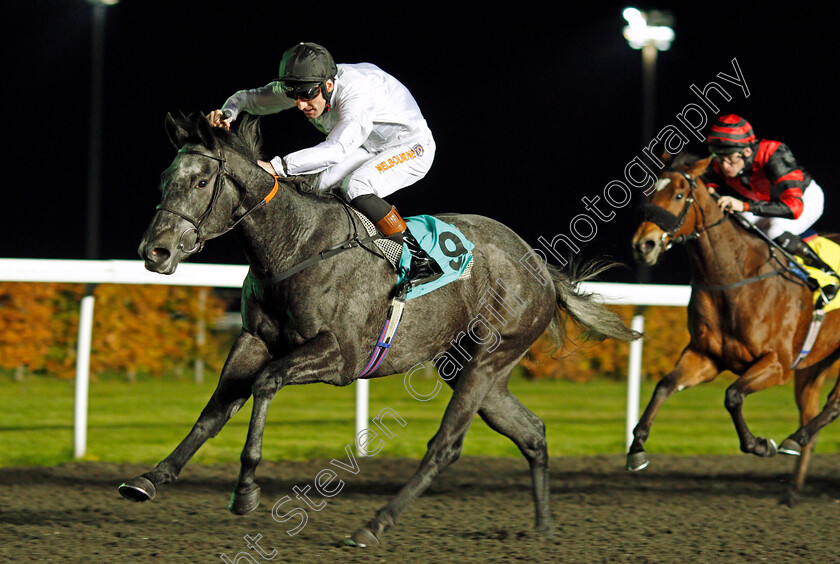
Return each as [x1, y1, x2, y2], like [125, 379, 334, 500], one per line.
[641, 170, 792, 292]
[156, 139, 394, 286]
[639, 171, 728, 250]
[155, 144, 279, 253]
[249, 197, 391, 286]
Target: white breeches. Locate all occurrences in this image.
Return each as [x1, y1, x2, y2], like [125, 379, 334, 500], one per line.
[741, 180, 825, 239]
[314, 128, 436, 200]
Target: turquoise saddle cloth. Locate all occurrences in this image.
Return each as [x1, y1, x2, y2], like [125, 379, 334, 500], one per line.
[398, 215, 475, 300]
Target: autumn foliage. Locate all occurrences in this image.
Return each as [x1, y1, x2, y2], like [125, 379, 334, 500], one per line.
[519, 305, 690, 382]
[0, 283, 80, 378]
[0, 283, 228, 379]
[1, 282, 691, 383]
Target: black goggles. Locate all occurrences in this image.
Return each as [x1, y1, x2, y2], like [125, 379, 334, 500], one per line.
[281, 82, 322, 101]
[712, 152, 744, 164]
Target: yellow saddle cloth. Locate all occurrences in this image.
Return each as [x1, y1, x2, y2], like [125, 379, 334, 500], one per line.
[798, 236, 840, 312]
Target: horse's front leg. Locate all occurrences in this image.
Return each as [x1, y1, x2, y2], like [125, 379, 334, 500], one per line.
[229, 330, 348, 514]
[724, 352, 787, 457]
[626, 347, 718, 471]
[119, 331, 271, 502]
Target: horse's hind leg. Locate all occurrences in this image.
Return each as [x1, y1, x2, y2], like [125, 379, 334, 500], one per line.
[724, 352, 788, 457]
[777, 365, 828, 506]
[119, 331, 270, 502]
[427, 374, 551, 536]
[349, 355, 510, 547]
[781, 356, 840, 455]
[475, 383, 552, 537]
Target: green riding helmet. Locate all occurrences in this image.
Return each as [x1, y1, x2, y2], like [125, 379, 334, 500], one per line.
[278, 42, 337, 103]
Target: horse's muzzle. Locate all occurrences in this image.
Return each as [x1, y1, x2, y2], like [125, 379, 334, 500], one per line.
[138, 231, 181, 274]
[632, 224, 666, 266]
[140, 244, 173, 273]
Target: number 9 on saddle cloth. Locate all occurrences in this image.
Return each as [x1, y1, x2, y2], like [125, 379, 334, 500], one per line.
[352, 209, 475, 301]
[350, 211, 475, 378]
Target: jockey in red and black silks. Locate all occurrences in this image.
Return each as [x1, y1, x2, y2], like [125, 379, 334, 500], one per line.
[702, 115, 818, 236]
[703, 114, 837, 303]
[706, 139, 811, 220]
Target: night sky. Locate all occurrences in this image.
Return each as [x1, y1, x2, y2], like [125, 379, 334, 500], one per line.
[5, 2, 838, 285]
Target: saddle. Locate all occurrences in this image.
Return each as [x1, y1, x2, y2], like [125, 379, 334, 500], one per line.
[726, 215, 839, 311]
[706, 217, 838, 368]
[350, 208, 474, 301]
[795, 234, 840, 313]
[349, 208, 475, 377]
[777, 232, 840, 369]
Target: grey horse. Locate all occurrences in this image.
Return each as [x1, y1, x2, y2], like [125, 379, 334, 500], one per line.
[119, 112, 639, 546]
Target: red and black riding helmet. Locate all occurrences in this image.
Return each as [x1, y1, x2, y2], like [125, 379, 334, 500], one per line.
[707, 114, 757, 155]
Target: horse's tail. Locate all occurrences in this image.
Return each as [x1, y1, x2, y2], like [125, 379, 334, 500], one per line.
[547, 260, 642, 348]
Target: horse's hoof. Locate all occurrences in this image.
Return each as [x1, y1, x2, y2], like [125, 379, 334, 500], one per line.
[538, 524, 555, 540]
[779, 489, 800, 508]
[229, 486, 260, 515]
[344, 527, 380, 548]
[778, 438, 802, 456]
[118, 476, 156, 502]
[761, 438, 778, 458]
[626, 451, 649, 471]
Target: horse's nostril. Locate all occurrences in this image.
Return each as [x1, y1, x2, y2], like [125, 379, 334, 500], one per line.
[634, 238, 657, 257]
[149, 247, 171, 263]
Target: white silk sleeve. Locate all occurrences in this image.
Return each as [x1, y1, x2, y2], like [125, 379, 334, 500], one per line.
[277, 115, 371, 176]
[221, 82, 296, 121]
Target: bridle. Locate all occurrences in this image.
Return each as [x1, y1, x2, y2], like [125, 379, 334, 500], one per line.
[638, 170, 727, 250]
[153, 140, 389, 287]
[154, 143, 278, 253]
[640, 169, 795, 292]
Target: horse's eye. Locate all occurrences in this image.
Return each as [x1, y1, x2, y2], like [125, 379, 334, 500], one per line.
[675, 193, 684, 200]
[197, 180, 208, 189]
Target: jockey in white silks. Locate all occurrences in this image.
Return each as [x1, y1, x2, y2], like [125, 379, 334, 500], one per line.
[208, 42, 441, 290]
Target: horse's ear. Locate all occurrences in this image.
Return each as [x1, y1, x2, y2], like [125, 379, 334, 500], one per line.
[661, 152, 672, 164]
[194, 114, 218, 150]
[688, 156, 713, 177]
[165, 112, 190, 149]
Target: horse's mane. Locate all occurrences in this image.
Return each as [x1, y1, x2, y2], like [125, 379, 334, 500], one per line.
[171, 112, 334, 199]
[662, 151, 764, 239]
[663, 151, 703, 172]
[200, 112, 265, 162]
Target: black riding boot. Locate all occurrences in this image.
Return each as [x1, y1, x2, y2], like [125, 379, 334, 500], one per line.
[364, 200, 443, 289]
[401, 230, 443, 287]
[775, 232, 839, 305]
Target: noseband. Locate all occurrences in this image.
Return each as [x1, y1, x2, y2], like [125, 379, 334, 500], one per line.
[155, 143, 278, 253]
[638, 171, 726, 249]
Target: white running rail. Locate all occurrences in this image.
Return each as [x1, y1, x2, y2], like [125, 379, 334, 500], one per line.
[0, 259, 691, 458]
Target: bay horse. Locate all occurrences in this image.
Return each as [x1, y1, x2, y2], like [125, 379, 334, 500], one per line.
[629, 152, 840, 505]
[118, 112, 639, 545]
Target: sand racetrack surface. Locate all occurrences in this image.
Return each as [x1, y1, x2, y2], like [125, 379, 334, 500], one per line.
[1, 454, 838, 563]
